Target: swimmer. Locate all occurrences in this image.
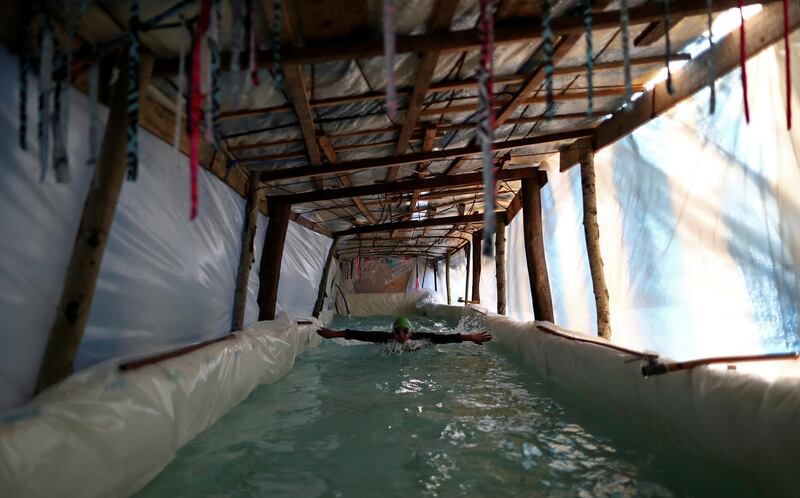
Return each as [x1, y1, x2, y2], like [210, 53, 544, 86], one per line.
[316, 316, 492, 345]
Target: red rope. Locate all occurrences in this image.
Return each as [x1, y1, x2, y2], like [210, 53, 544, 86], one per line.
[738, 1, 750, 124]
[784, 0, 791, 129]
[189, 0, 211, 220]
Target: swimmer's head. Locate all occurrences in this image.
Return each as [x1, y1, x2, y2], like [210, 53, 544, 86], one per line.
[392, 316, 412, 343]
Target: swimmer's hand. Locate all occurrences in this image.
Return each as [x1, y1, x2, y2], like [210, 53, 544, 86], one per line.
[317, 328, 345, 339]
[463, 331, 492, 345]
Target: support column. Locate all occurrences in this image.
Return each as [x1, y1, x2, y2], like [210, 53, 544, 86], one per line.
[445, 254, 451, 304]
[257, 202, 291, 320]
[433, 259, 438, 291]
[520, 175, 554, 322]
[471, 230, 481, 303]
[580, 152, 612, 339]
[463, 242, 470, 305]
[495, 219, 507, 315]
[35, 52, 153, 393]
[232, 173, 262, 330]
[313, 237, 338, 318]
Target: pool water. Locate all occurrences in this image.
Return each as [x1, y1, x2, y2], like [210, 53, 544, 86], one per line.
[137, 315, 759, 497]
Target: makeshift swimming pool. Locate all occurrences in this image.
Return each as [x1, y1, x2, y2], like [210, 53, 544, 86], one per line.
[136, 315, 759, 497]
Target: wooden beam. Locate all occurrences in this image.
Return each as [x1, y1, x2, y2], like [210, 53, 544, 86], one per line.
[257, 203, 292, 320]
[269, 167, 538, 204]
[334, 212, 506, 237]
[595, 1, 797, 151]
[495, 219, 507, 315]
[445, 254, 452, 304]
[471, 231, 482, 303]
[579, 151, 611, 339]
[559, 137, 593, 172]
[313, 238, 338, 318]
[256, 129, 593, 181]
[387, 0, 460, 181]
[634, 19, 686, 47]
[152, 0, 763, 70]
[520, 176, 554, 322]
[35, 52, 153, 393]
[232, 174, 262, 331]
[318, 132, 378, 224]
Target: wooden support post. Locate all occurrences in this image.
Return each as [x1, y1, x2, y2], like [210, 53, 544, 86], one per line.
[257, 202, 292, 320]
[464, 242, 470, 305]
[231, 174, 262, 331]
[445, 254, 451, 305]
[520, 176, 554, 322]
[579, 152, 612, 339]
[313, 237, 338, 318]
[34, 52, 153, 393]
[433, 260, 438, 292]
[471, 231, 482, 304]
[495, 219, 507, 315]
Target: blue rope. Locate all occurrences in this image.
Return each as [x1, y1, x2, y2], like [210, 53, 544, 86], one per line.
[663, 0, 674, 94]
[18, 3, 30, 150]
[209, 0, 222, 146]
[584, 0, 594, 117]
[542, 0, 554, 120]
[38, 1, 54, 182]
[620, 0, 632, 109]
[126, 0, 141, 181]
[706, 0, 716, 113]
[273, 0, 284, 86]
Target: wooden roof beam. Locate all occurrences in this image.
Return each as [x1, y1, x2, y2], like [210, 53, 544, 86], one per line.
[334, 212, 507, 237]
[269, 167, 538, 204]
[152, 0, 762, 71]
[318, 132, 378, 224]
[256, 129, 592, 181]
[593, 1, 796, 152]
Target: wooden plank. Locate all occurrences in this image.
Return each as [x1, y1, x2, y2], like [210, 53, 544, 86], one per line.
[232, 174, 262, 331]
[559, 137, 593, 172]
[334, 212, 507, 237]
[257, 202, 291, 320]
[152, 0, 763, 71]
[634, 18, 687, 47]
[318, 133, 378, 224]
[35, 52, 153, 392]
[471, 230, 482, 303]
[579, 151, 611, 339]
[313, 237, 338, 317]
[269, 167, 538, 204]
[256, 129, 593, 181]
[595, 1, 798, 151]
[387, 0, 460, 181]
[520, 177, 554, 322]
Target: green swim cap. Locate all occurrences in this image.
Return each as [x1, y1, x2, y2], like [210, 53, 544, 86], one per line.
[393, 316, 411, 330]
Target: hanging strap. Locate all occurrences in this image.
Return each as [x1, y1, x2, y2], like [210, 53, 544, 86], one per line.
[174, 33, 186, 166]
[18, 3, 31, 150]
[620, 0, 632, 110]
[478, 0, 496, 257]
[230, 0, 244, 107]
[273, 0, 284, 86]
[542, 0, 554, 120]
[206, 0, 221, 146]
[706, 0, 716, 114]
[383, 0, 397, 119]
[738, 0, 750, 123]
[189, 0, 212, 219]
[663, 0, 674, 94]
[584, 0, 594, 116]
[88, 64, 100, 166]
[52, 80, 70, 183]
[126, 0, 141, 180]
[38, 3, 54, 182]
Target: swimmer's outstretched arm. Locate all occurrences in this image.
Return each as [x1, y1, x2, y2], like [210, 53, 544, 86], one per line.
[414, 331, 493, 344]
[317, 328, 393, 343]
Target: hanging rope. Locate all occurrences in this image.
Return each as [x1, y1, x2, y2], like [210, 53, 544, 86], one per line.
[738, 0, 750, 123]
[620, 0, 632, 110]
[478, 0, 496, 257]
[126, 0, 141, 180]
[52, 80, 70, 183]
[383, 0, 398, 120]
[189, 0, 212, 220]
[173, 33, 186, 167]
[584, 0, 594, 116]
[542, 0, 554, 120]
[38, 2, 54, 182]
[88, 64, 100, 165]
[273, 0, 284, 86]
[663, 0, 674, 94]
[230, 0, 243, 107]
[206, 0, 221, 146]
[245, 0, 259, 88]
[706, 0, 716, 114]
[783, 0, 791, 129]
[18, 3, 31, 150]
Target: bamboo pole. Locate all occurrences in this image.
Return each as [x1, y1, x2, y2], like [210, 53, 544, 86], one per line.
[35, 51, 154, 393]
[471, 231, 482, 304]
[495, 219, 507, 315]
[313, 237, 338, 318]
[231, 173, 262, 331]
[520, 176, 554, 322]
[445, 254, 451, 304]
[257, 202, 292, 320]
[579, 152, 612, 339]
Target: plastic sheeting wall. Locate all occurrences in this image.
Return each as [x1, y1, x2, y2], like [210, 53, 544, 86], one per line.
[0, 48, 331, 414]
[503, 37, 800, 359]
